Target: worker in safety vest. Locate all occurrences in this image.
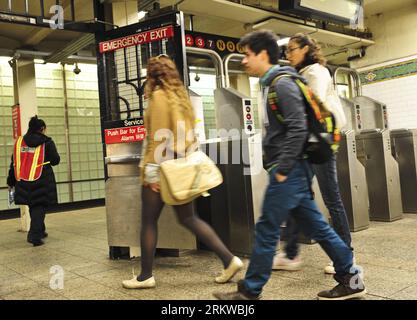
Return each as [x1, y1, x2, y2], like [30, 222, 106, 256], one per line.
[7, 116, 60, 247]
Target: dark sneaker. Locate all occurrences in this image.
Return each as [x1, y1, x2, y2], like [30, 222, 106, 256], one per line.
[27, 239, 44, 247]
[213, 280, 261, 300]
[317, 273, 366, 300]
[42, 232, 48, 239]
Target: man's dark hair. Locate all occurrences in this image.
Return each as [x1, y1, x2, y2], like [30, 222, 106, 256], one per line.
[239, 30, 279, 65]
[28, 115, 46, 133]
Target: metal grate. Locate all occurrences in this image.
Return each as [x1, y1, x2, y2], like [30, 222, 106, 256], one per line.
[108, 38, 172, 121]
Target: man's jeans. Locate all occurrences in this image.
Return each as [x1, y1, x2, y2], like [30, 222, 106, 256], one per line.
[285, 154, 352, 259]
[243, 160, 353, 296]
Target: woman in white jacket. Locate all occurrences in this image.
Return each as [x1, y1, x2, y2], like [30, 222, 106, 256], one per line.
[273, 33, 353, 274]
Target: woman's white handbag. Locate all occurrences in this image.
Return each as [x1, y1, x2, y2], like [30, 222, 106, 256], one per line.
[160, 151, 223, 205]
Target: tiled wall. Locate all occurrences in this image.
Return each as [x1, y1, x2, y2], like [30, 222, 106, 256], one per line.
[0, 60, 105, 212]
[64, 64, 105, 202]
[35, 63, 105, 204]
[0, 58, 16, 210]
[359, 56, 417, 129]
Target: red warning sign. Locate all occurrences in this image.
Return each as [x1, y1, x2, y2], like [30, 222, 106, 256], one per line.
[99, 26, 174, 53]
[104, 125, 146, 144]
[12, 104, 21, 140]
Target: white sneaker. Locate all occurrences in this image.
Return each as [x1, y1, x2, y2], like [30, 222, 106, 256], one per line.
[122, 276, 156, 289]
[215, 256, 244, 284]
[324, 262, 336, 274]
[324, 257, 358, 275]
[272, 253, 302, 271]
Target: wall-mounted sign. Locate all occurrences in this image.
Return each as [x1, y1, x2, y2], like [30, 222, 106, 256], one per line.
[11, 104, 21, 139]
[185, 31, 244, 57]
[99, 25, 174, 53]
[104, 125, 146, 144]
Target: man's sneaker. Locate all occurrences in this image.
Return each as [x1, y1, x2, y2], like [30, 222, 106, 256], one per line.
[122, 276, 156, 289]
[215, 256, 244, 283]
[213, 280, 261, 300]
[272, 252, 302, 271]
[324, 262, 336, 274]
[317, 273, 366, 300]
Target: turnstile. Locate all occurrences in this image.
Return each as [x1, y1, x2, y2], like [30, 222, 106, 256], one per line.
[336, 130, 369, 231]
[390, 129, 417, 213]
[356, 129, 403, 222]
[204, 86, 267, 256]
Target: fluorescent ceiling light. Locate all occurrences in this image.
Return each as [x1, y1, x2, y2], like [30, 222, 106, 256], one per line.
[277, 37, 290, 47]
[138, 11, 147, 20]
[34, 59, 45, 64]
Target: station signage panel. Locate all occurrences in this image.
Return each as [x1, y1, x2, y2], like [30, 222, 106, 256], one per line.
[104, 125, 146, 144]
[185, 31, 244, 57]
[11, 104, 21, 139]
[99, 25, 174, 53]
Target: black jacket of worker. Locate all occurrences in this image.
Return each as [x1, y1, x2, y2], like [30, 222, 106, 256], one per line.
[7, 132, 61, 207]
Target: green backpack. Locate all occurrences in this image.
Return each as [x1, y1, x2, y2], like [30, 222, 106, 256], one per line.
[268, 74, 341, 164]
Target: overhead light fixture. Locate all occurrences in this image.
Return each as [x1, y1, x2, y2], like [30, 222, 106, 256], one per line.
[34, 59, 45, 64]
[138, 11, 148, 20]
[277, 37, 290, 47]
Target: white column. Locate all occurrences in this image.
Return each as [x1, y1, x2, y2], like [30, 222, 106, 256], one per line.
[112, 1, 139, 27]
[11, 59, 38, 232]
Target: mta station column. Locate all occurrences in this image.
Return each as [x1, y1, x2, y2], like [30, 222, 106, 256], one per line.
[112, 1, 139, 27]
[11, 58, 38, 232]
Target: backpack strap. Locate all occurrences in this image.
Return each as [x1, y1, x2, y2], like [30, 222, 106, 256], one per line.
[267, 74, 293, 124]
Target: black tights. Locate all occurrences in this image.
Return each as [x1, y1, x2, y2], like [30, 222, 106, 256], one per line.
[138, 186, 234, 281]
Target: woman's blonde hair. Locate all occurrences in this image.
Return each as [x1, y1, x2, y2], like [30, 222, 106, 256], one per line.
[145, 55, 195, 125]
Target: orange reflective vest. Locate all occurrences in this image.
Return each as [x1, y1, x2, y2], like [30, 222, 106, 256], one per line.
[13, 136, 49, 182]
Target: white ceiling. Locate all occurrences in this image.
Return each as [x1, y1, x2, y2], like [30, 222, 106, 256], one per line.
[364, 0, 417, 16]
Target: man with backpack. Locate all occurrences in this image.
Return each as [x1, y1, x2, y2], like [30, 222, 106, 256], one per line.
[213, 30, 365, 300]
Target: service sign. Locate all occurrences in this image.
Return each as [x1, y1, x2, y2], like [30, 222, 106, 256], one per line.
[185, 31, 244, 57]
[12, 104, 21, 139]
[99, 25, 174, 53]
[104, 125, 146, 144]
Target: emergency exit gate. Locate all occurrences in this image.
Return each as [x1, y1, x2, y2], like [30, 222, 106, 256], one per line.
[96, 11, 197, 259]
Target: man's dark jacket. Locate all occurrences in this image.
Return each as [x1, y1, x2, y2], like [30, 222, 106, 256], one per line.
[262, 66, 309, 176]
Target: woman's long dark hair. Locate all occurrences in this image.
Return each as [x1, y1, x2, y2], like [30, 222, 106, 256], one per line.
[28, 115, 46, 134]
[290, 33, 327, 71]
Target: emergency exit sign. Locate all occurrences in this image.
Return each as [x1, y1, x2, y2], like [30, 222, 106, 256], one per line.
[104, 125, 146, 144]
[99, 25, 174, 53]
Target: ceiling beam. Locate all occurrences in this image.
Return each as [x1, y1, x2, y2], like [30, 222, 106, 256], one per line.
[21, 0, 74, 47]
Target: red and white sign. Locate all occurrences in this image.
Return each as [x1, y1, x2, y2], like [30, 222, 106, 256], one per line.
[104, 125, 146, 144]
[195, 36, 205, 48]
[12, 104, 21, 139]
[185, 34, 194, 47]
[99, 25, 174, 53]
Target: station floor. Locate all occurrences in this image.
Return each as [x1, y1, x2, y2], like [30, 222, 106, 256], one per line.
[0, 206, 416, 300]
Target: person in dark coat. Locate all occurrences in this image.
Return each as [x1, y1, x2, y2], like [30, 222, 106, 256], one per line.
[7, 116, 60, 246]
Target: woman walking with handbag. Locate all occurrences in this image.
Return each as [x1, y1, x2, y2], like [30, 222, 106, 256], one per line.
[122, 55, 243, 289]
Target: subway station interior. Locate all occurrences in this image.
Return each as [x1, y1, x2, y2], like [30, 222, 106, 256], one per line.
[1, 0, 417, 301]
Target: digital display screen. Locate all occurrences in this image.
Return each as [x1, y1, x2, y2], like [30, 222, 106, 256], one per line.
[280, 0, 362, 25]
[300, 0, 360, 21]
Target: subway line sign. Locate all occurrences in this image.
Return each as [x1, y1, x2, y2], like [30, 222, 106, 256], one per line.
[99, 25, 174, 53]
[185, 31, 244, 57]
